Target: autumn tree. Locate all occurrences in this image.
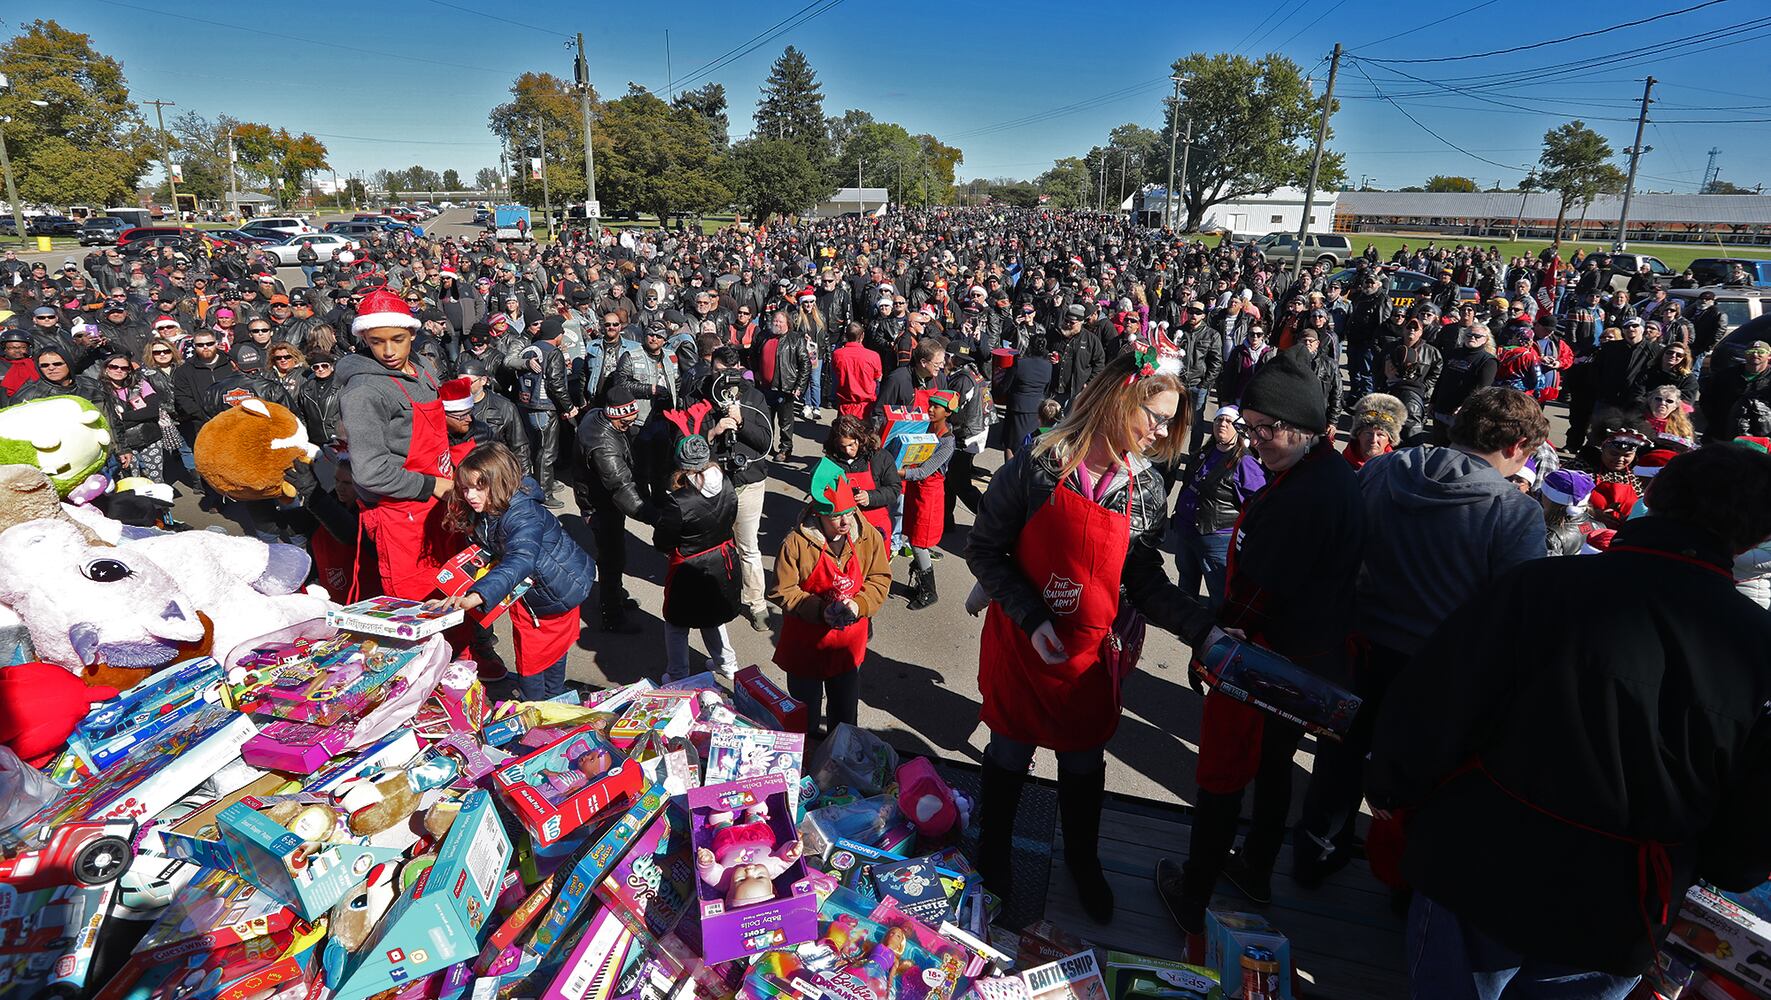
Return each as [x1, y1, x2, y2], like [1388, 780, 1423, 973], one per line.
[0, 19, 153, 206]
[233, 124, 329, 206]
[1537, 121, 1626, 245]
[489, 72, 593, 206]
[1425, 175, 1478, 192]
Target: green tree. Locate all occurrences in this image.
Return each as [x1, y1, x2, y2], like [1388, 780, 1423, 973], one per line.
[1425, 175, 1478, 192]
[0, 19, 153, 207]
[233, 124, 328, 207]
[490, 72, 593, 207]
[1037, 157, 1093, 209]
[989, 181, 1040, 210]
[755, 46, 827, 161]
[916, 134, 963, 205]
[441, 168, 462, 190]
[1536, 121, 1626, 245]
[593, 85, 731, 224]
[341, 177, 366, 204]
[474, 166, 501, 191]
[673, 82, 729, 149]
[1161, 52, 1344, 230]
[1706, 178, 1754, 194]
[729, 137, 823, 220]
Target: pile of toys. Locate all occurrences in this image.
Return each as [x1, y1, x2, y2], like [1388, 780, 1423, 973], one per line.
[0, 595, 1239, 1000]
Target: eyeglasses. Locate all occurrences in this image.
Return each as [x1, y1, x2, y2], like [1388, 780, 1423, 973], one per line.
[249, 327, 272, 333]
[1650, 396, 1678, 406]
[1242, 419, 1295, 442]
[272, 354, 293, 361]
[1140, 404, 1176, 429]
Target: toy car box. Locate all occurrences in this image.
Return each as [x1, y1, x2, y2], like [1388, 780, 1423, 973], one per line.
[493, 724, 644, 849]
[1671, 883, 1771, 998]
[1204, 909, 1292, 1000]
[214, 799, 405, 920]
[1201, 637, 1362, 740]
[330, 789, 512, 1000]
[733, 665, 807, 734]
[687, 774, 818, 965]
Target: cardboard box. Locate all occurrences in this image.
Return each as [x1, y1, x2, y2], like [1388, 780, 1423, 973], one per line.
[887, 431, 940, 471]
[608, 690, 696, 749]
[327, 595, 463, 640]
[493, 725, 644, 849]
[527, 783, 670, 961]
[732, 666, 807, 734]
[1204, 910, 1292, 1000]
[541, 906, 640, 1000]
[1200, 638, 1362, 740]
[1102, 951, 1222, 1000]
[596, 803, 699, 945]
[704, 724, 803, 816]
[1672, 884, 1771, 998]
[331, 790, 512, 1000]
[158, 772, 296, 869]
[241, 719, 356, 773]
[687, 774, 818, 965]
[215, 800, 406, 920]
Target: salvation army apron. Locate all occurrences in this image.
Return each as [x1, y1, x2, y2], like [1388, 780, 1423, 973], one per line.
[773, 541, 870, 681]
[978, 475, 1132, 752]
[354, 374, 456, 601]
[846, 464, 893, 539]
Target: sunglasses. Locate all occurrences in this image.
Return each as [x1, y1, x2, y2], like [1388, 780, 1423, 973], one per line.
[151, 347, 173, 355]
[249, 327, 272, 333]
[104, 363, 131, 371]
[39, 360, 67, 368]
[193, 341, 217, 348]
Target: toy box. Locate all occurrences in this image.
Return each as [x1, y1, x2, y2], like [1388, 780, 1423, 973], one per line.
[241, 719, 356, 773]
[436, 543, 533, 627]
[733, 665, 807, 734]
[824, 838, 909, 900]
[1200, 637, 1362, 740]
[244, 633, 431, 727]
[596, 802, 699, 946]
[327, 594, 464, 640]
[1021, 950, 1109, 1000]
[541, 905, 640, 1000]
[527, 782, 669, 961]
[493, 724, 644, 849]
[330, 789, 512, 1000]
[799, 795, 900, 862]
[688, 774, 819, 965]
[1102, 951, 1222, 1000]
[1204, 910, 1292, 1000]
[706, 723, 805, 816]
[887, 432, 940, 471]
[214, 800, 405, 920]
[608, 689, 697, 749]
[872, 854, 966, 926]
[0, 882, 116, 998]
[93, 914, 319, 1000]
[158, 773, 296, 869]
[808, 724, 899, 796]
[76, 655, 222, 745]
[1671, 884, 1771, 998]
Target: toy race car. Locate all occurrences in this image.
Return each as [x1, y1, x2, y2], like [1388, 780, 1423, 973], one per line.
[0, 821, 135, 891]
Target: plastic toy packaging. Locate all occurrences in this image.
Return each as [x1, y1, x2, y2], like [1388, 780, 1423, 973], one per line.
[808, 723, 901, 796]
[0, 744, 59, 829]
[745, 885, 972, 1000]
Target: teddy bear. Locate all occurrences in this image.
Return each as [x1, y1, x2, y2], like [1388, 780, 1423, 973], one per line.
[334, 768, 421, 837]
[192, 397, 318, 501]
[0, 395, 112, 497]
[696, 802, 803, 909]
[0, 464, 100, 542]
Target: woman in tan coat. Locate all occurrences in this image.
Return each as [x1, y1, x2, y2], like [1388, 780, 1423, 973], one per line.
[770, 465, 892, 736]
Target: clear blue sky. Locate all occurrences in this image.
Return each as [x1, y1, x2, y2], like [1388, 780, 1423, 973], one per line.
[24, 0, 1771, 192]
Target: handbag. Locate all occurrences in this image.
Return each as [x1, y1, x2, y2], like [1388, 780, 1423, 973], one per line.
[1100, 595, 1146, 691]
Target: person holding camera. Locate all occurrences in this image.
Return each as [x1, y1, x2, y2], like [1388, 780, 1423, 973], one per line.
[693, 347, 776, 631]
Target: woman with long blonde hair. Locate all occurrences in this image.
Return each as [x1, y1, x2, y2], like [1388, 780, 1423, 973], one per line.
[965, 349, 1191, 924]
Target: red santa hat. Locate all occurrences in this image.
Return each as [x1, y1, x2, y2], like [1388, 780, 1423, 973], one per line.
[439, 267, 459, 280]
[1633, 447, 1679, 479]
[797, 286, 816, 303]
[439, 377, 475, 413]
[352, 287, 422, 335]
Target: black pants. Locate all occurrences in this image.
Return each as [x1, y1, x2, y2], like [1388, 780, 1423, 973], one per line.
[945, 448, 981, 519]
[1299, 642, 1406, 853]
[1182, 715, 1305, 922]
[786, 670, 860, 737]
[589, 506, 628, 616]
[771, 391, 798, 456]
[1564, 363, 1595, 452]
[522, 410, 560, 495]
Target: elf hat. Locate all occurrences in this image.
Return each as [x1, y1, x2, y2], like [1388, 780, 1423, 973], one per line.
[439, 377, 475, 414]
[810, 463, 858, 517]
[352, 287, 421, 335]
[927, 389, 959, 413]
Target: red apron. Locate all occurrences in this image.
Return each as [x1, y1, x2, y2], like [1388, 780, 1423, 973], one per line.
[846, 465, 893, 539]
[354, 374, 460, 601]
[774, 542, 869, 680]
[978, 476, 1132, 752]
[511, 605, 579, 675]
[903, 472, 945, 548]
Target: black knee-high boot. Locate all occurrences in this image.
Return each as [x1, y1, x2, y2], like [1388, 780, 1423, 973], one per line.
[1058, 765, 1114, 923]
[977, 757, 1026, 910]
[1178, 788, 1243, 931]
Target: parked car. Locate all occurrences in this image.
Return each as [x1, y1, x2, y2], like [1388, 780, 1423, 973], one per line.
[207, 227, 282, 246]
[28, 215, 80, 237]
[263, 232, 359, 266]
[1603, 251, 1675, 292]
[326, 221, 387, 239]
[116, 225, 212, 249]
[1326, 266, 1478, 313]
[238, 216, 314, 238]
[76, 216, 130, 246]
[1656, 286, 1771, 331]
[1251, 232, 1355, 267]
[1690, 257, 1771, 289]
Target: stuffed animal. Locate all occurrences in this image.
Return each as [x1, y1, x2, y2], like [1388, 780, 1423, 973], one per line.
[696, 803, 803, 909]
[0, 661, 117, 767]
[0, 395, 112, 497]
[0, 464, 99, 542]
[192, 398, 317, 501]
[335, 768, 420, 837]
[327, 860, 399, 954]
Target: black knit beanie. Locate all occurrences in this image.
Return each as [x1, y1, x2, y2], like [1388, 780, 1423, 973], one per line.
[1240, 344, 1326, 431]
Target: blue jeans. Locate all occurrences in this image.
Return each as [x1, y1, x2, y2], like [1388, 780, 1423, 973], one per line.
[806, 357, 824, 409]
[1349, 340, 1382, 399]
[516, 653, 568, 701]
[1187, 386, 1210, 453]
[1405, 895, 1639, 1000]
[1167, 525, 1230, 609]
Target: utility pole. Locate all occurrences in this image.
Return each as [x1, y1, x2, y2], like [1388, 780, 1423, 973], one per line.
[535, 119, 552, 242]
[1097, 156, 1106, 213]
[1701, 147, 1723, 193]
[145, 98, 178, 214]
[576, 33, 599, 220]
[0, 74, 30, 246]
[665, 29, 673, 101]
[1176, 119, 1193, 230]
[1615, 76, 1655, 251]
[1165, 76, 1183, 230]
[1118, 151, 1131, 214]
[227, 129, 240, 221]
[857, 158, 864, 215]
[1292, 43, 1341, 278]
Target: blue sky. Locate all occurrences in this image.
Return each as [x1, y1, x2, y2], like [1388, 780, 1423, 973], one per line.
[24, 0, 1771, 192]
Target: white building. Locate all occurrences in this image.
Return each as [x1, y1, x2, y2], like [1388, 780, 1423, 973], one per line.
[812, 187, 888, 218]
[1199, 186, 1337, 237]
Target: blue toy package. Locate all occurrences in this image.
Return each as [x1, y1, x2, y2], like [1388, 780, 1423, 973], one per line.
[1201, 637, 1362, 740]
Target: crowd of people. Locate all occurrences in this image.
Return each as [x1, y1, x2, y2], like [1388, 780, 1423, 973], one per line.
[5, 207, 1771, 998]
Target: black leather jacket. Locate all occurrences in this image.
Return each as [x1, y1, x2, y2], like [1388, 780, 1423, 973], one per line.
[297, 374, 343, 445]
[474, 390, 531, 470]
[516, 341, 571, 414]
[576, 410, 654, 521]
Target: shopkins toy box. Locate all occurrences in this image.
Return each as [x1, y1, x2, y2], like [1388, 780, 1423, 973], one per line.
[608, 689, 696, 749]
[327, 595, 463, 640]
[688, 773, 818, 965]
[330, 790, 511, 1000]
[705, 723, 805, 816]
[526, 782, 669, 961]
[493, 724, 644, 849]
[214, 800, 405, 920]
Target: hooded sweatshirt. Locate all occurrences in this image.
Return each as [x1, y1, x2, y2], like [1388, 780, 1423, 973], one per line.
[335, 351, 441, 504]
[1355, 445, 1545, 654]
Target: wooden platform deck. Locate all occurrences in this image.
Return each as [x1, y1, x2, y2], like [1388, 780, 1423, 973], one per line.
[1044, 794, 1409, 999]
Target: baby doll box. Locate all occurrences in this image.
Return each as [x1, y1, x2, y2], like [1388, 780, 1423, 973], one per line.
[330, 789, 512, 1000]
[688, 773, 819, 966]
[493, 723, 644, 849]
[215, 799, 406, 921]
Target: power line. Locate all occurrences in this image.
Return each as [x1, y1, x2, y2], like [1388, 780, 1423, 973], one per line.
[667, 0, 846, 94]
[417, 0, 564, 37]
[1347, 0, 1503, 52]
[1242, 0, 1317, 54]
[1271, 0, 1352, 54]
[1230, 0, 1307, 55]
[948, 77, 1171, 140]
[1347, 60, 1533, 174]
[1361, 0, 1733, 63]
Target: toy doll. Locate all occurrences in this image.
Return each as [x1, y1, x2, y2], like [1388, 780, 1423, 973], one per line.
[696, 803, 803, 908]
[844, 925, 913, 1000]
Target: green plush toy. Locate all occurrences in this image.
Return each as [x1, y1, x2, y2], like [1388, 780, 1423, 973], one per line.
[0, 395, 114, 498]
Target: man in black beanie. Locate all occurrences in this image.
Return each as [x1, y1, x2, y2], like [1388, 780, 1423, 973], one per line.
[1155, 344, 1367, 958]
[577, 382, 654, 633]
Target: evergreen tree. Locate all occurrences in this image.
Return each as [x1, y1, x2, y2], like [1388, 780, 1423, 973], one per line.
[754, 46, 827, 159]
[673, 83, 729, 149]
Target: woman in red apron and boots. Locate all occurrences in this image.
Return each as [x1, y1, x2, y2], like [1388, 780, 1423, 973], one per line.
[1150, 346, 1365, 960]
[903, 390, 957, 610]
[334, 288, 458, 600]
[820, 415, 898, 542]
[966, 350, 1192, 924]
[771, 468, 892, 737]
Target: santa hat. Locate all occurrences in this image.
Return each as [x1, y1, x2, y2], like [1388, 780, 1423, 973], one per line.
[439, 377, 475, 413]
[797, 287, 816, 303]
[439, 268, 459, 280]
[352, 287, 421, 335]
[1634, 448, 1679, 479]
[0, 663, 117, 768]
[1541, 469, 1595, 509]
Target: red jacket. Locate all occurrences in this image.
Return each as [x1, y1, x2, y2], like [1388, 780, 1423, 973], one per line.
[833, 342, 882, 414]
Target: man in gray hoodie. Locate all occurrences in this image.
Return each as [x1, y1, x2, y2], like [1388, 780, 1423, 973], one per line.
[1294, 386, 1550, 887]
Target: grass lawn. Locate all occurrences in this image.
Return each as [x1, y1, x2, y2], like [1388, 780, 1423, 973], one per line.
[1344, 233, 1762, 272]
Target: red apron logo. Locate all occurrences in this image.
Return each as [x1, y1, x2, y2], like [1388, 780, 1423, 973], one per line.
[1043, 574, 1083, 615]
[439, 453, 453, 476]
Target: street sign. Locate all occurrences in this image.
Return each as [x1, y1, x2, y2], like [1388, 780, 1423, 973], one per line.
[585, 200, 600, 218]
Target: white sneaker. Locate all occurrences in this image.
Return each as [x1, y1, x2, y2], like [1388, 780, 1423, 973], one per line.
[801, 404, 814, 420]
[812, 407, 823, 420]
[707, 657, 738, 680]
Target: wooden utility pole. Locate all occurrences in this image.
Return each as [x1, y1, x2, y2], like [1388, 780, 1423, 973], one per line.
[1615, 76, 1656, 251]
[1293, 43, 1340, 277]
[577, 33, 598, 220]
[145, 98, 178, 212]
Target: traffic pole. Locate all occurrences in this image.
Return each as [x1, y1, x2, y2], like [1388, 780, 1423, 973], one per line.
[146, 98, 178, 214]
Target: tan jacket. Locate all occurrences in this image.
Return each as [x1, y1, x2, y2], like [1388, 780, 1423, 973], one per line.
[771, 508, 892, 622]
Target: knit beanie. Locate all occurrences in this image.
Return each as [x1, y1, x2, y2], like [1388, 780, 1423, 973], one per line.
[604, 383, 639, 420]
[1239, 345, 1326, 431]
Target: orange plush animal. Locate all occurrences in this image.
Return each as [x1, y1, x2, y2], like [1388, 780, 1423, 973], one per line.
[193, 398, 318, 500]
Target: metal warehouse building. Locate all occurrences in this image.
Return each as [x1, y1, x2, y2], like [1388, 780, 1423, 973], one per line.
[1334, 191, 1771, 247]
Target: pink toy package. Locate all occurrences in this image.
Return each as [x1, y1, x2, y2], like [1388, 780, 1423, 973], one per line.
[240, 719, 356, 774]
[687, 773, 818, 965]
[492, 724, 644, 848]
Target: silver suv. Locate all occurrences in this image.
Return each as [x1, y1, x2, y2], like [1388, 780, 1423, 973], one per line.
[1252, 232, 1355, 267]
